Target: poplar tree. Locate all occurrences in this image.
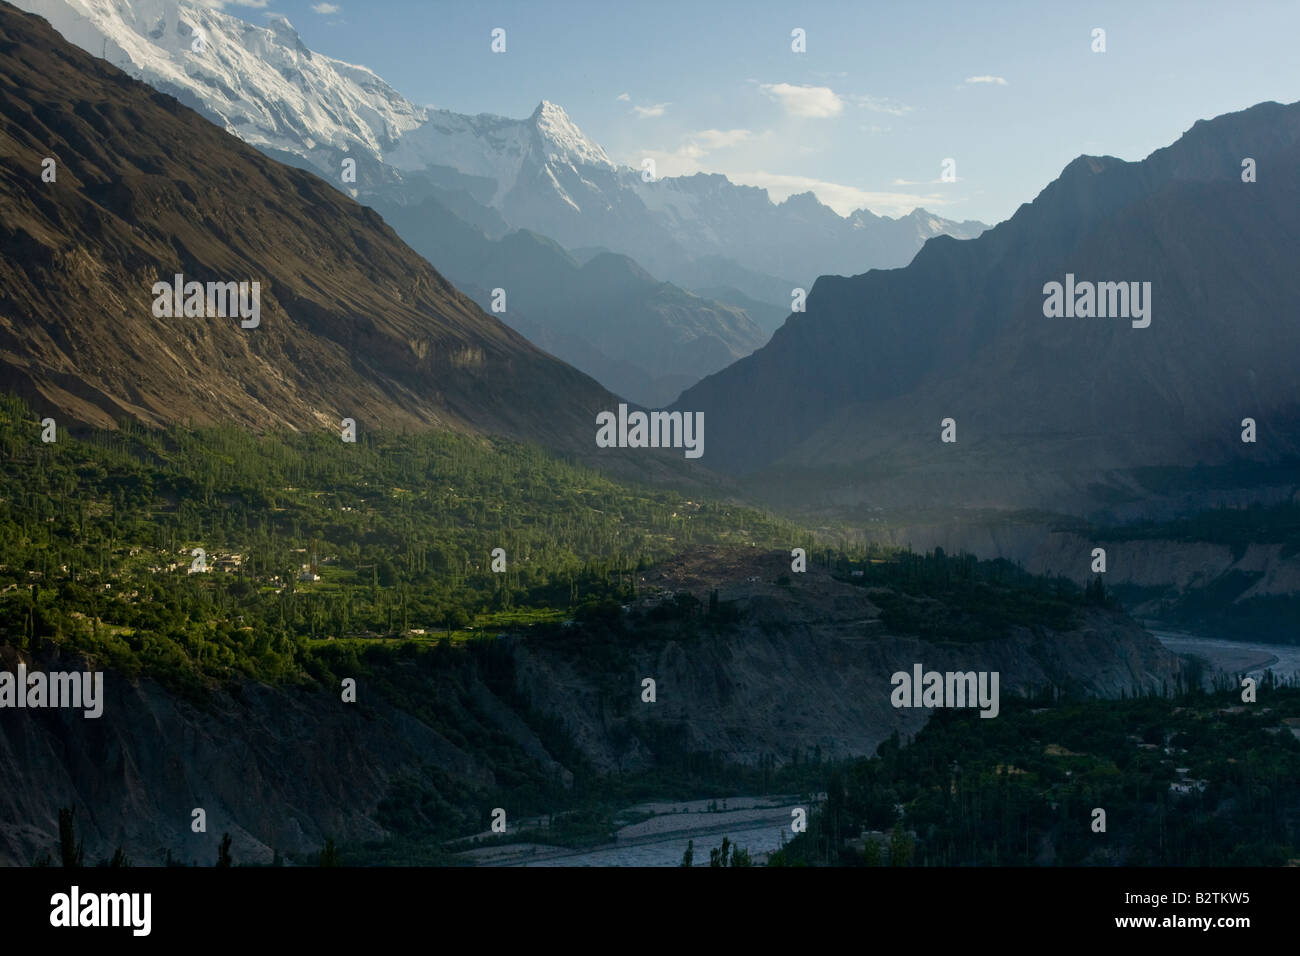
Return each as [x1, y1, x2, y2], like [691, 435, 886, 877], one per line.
[58, 805, 83, 868]
[216, 833, 233, 868]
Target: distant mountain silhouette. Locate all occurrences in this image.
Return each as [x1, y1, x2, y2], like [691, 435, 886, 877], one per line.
[679, 101, 1300, 515]
[371, 196, 768, 407]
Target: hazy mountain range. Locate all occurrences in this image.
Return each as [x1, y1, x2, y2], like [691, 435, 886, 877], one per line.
[15, 0, 986, 406]
[16, 0, 985, 287]
[368, 197, 768, 407]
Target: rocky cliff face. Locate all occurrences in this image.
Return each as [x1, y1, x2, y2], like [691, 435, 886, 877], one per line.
[509, 549, 1183, 770]
[0, 549, 1184, 866]
[874, 515, 1300, 634]
[0, 644, 499, 867]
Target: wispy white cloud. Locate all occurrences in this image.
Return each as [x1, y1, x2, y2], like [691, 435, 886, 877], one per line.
[964, 75, 1008, 85]
[760, 82, 844, 118]
[312, 2, 341, 13]
[628, 120, 950, 216]
[692, 128, 752, 150]
[854, 95, 912, 116]
[616, 92, 631, 102]
[631, 129, 755, 178]
[194, 0, 271, 8]
[637, 143, 706, 177]
[632, 102, 670, 118]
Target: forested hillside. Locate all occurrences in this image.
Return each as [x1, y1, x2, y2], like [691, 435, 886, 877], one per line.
[774, 685, 1300, 867]
[0, 394, 797, 691]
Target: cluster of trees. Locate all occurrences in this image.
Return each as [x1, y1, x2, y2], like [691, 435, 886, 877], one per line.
[832, 546, 1095, 642]
[1089, 498, 1300, 553]
[1071, 499, 1300, 644]
[0, 392, 1129, 696]
[772, 684, 1300, 866]
[33, 805, 133, 867]
[0, 393, 799, 690]
[34, 803, 347, 867]
[679, 837, 753, 867]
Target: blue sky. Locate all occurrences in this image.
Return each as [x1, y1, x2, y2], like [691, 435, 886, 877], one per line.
[226, 0, 1298, 225]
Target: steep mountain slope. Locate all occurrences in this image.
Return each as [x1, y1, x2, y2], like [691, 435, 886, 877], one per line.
[678, 101, 1300, 515]
[0, 2, 615, 451]
[688, 286, 791, 337]
[372, 196, 768, 406]
[16, 0, 986, 290]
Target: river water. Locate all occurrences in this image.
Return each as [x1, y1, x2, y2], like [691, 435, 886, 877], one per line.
[468, 797, 801, 867]
[1149, 628, 1300, 685]
[519, 820, 793, 867]
[493, 629, 1299, 866]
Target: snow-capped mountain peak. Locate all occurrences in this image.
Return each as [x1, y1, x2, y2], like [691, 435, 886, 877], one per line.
[20, 0, 987, 288]
[16, 0, 427, 163]
[18, 0, 622, 205]
[530, 99, 613, 168]
[382, 99, 613, 210]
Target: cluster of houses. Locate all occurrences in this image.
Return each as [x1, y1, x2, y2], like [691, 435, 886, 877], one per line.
[167, 547, 327, 581]
[67, 544, 344, 586]
[1168, 768, 1208, 795]
[1126, 730, 1210, 795]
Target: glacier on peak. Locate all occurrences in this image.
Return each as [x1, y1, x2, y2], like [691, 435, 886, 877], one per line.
[15, 0, 427, 162]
